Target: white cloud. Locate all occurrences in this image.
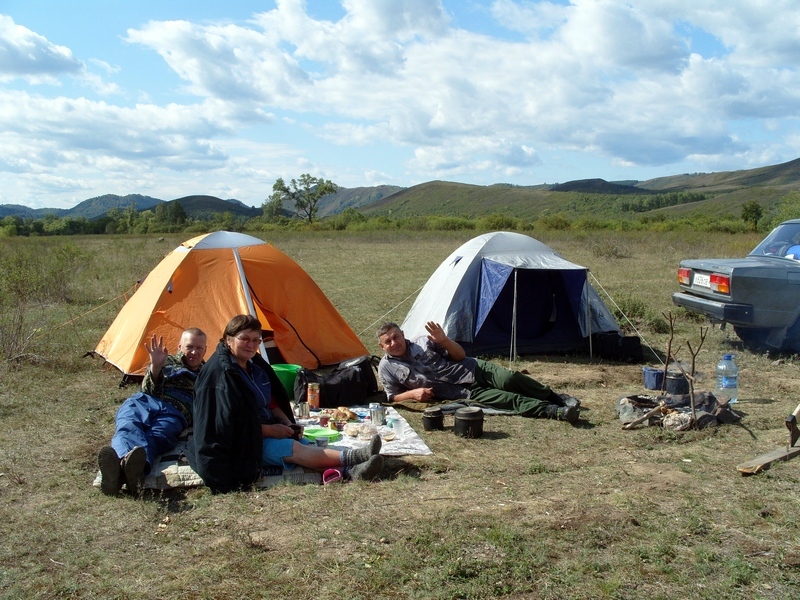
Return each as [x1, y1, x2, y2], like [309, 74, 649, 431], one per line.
[0, 14, 82, 82]
[409, 137, 540, 180]
[2, 1, 800, 208]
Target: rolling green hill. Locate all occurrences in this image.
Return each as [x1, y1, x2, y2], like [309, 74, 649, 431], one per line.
[362, 181, 561, 219]
[3, 157, 800, 223]
[172, 195, 261, 220]
[67, 194, 162, 219]
[363, 158, 800, 221]
[637, 157, 800, 192]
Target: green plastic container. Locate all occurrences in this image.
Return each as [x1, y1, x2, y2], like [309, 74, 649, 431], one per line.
[271, 363, 301, 395]
[302, 426, 342, 443]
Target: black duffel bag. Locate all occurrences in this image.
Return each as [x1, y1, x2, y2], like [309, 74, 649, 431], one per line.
[293, 355, 383, 407]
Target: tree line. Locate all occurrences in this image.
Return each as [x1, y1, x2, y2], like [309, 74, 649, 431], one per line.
[1, 175, 797, 238]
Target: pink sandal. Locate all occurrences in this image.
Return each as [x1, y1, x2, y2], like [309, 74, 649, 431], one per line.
[322, 468, 343, 485]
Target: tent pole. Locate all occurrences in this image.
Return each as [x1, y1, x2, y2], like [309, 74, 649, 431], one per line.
[509, 269, 518, 366]
[585, 274, 593, 360]
[233, 248, 269, 361]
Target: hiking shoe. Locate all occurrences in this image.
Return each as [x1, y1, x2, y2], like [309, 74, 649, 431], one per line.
[343, 434, 382, 465]
[348, 454, 384, 481]
[122, 446, 147, 496]
[558, 393, 581, 409]
[545, 404, 579, 425]
[98, 446, 122, 496]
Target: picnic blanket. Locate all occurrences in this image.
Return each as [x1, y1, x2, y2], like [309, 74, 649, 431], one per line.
[93, 406, 430, 491]
[325, 406, 432, 457]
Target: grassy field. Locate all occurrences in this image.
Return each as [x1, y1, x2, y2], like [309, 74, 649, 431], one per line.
[2, 229, 800, 599]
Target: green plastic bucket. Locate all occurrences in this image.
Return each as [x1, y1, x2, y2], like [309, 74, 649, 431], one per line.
[271, 363, 301, 395]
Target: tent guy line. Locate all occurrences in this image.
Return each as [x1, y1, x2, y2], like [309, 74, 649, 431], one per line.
[357, 284, 425, 340]
[588, 272, 663, 366]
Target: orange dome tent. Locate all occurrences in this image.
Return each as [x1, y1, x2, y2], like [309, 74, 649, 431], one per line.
[95, 231, 368, 377]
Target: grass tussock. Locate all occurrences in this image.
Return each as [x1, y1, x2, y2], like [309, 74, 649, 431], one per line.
[1, 231, 800, 599]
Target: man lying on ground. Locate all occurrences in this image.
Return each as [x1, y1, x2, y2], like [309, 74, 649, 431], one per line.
[97, 328, 207, 496]
[376, 321, 581, 424]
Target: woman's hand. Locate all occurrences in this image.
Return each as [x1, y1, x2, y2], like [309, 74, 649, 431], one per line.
[262, 423, 295, 439]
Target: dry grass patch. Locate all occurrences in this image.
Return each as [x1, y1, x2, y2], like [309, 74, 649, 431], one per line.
[2, 231, 800, 598]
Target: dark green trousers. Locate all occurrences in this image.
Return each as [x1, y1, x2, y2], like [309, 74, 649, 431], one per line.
[469, 359, 558, 417]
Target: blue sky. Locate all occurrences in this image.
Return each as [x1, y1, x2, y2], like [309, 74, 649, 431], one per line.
[2, 0, 800, 209]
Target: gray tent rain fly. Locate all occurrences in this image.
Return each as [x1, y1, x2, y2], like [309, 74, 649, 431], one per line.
[401, 231, 620, 359]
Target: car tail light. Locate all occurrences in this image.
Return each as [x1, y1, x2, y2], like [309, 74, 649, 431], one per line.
[678, 267, 691, 285]
[710, 273, 730, 294]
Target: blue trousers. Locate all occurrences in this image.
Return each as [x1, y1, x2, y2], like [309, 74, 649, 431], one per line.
[111, 392, 187, 473]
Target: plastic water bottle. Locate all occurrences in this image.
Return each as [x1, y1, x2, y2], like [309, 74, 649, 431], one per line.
[715, 354, 739, 404]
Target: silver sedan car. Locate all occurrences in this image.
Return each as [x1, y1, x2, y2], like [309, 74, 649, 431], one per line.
[672, 219, 800, 352]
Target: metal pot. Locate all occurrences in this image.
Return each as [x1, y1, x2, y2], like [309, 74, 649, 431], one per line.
[665, 372, 689, 395]
[454, 407, 484, 438]
[422, 407, 444, 431]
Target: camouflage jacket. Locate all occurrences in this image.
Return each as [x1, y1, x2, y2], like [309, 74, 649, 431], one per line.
[142, 351, 202, 425]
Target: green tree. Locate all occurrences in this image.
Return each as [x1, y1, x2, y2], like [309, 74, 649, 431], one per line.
[271, 174, 338, 224]
[166, 201, 187, 226]
[262, 192, 288, 222]
[741, 200, 763, 232]
[1, 215, 22, 237]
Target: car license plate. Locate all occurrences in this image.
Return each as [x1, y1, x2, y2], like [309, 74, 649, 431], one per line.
[693, 273, 710, 288]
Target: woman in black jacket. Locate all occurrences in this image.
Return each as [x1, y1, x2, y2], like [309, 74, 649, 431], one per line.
[189, 315, 383, 493]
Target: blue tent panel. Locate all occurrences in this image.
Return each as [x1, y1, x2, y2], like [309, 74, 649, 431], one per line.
[470, 262, 588, 355]
[476, 259, 512, 334]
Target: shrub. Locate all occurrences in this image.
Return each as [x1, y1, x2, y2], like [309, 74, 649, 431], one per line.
[610, 292, 668, 334]
[0, 241, 89, 363]
[538, 213, 572, 230]
[478, 213, 518, 231]
[591, 239, 631, 259]
[426, 216, 476, 231]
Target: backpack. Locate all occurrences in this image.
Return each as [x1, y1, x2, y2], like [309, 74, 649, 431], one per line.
[293, 355, 383, 408]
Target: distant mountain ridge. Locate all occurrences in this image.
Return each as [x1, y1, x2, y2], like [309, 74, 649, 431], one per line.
[71, 194, 163, 219]
[550, 178, 657, 195]
[171, 195, 261, 220]
[2, 157, 800, 221]
[0, 186, 405, 220]
[316, 185, 404, 217]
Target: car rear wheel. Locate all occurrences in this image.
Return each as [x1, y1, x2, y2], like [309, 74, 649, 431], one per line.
[783, 318, 800, 353]
[733, 326, 770, 350]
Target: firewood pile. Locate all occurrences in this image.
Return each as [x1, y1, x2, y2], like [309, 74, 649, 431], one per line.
[621, 314, 742, 431]
[617, 391, 742, 431]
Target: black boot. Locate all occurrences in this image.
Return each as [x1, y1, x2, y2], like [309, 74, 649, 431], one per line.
[557, 393, 581, 409]
[544, 403, 579, 424]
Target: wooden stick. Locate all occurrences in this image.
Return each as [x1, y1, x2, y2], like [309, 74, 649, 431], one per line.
[622, 404, 664, 430]
[660, 311, 676, 394]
